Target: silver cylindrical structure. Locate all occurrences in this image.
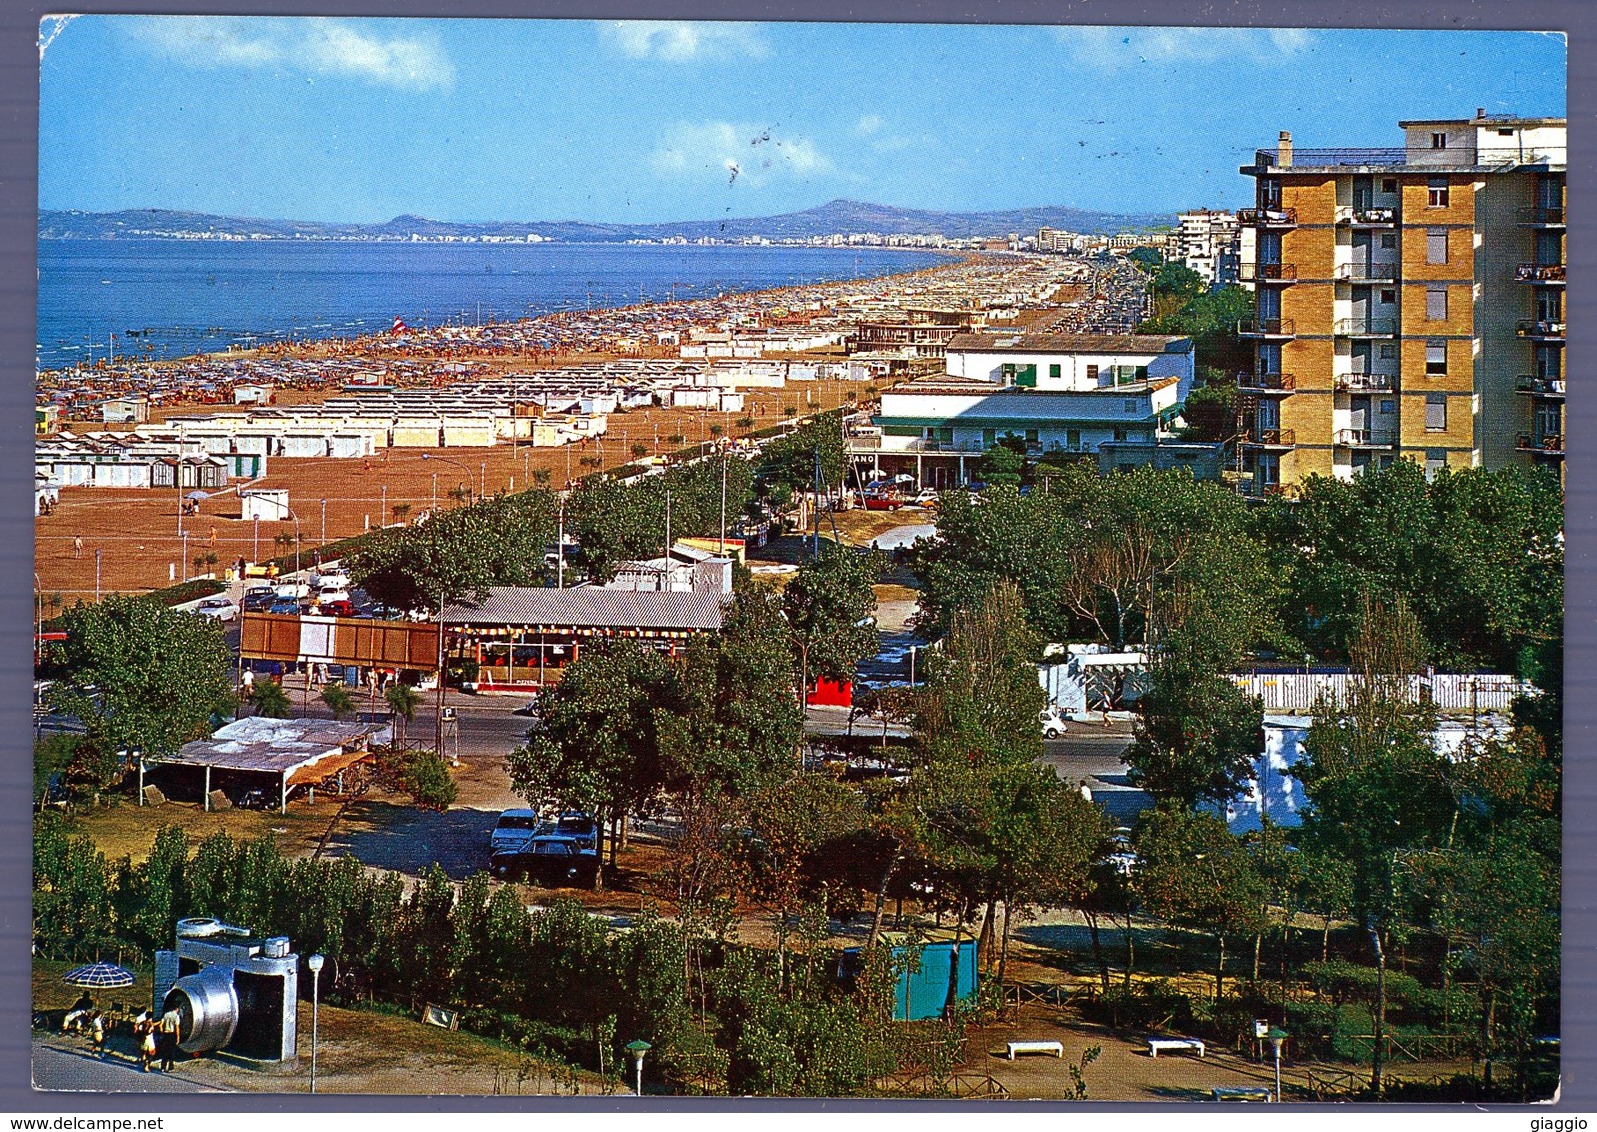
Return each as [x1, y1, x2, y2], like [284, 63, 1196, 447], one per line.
[165, 965, 239, 1053]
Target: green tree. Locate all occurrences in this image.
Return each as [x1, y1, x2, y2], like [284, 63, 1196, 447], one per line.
[976, 442, 1025, 489]
[782, 543, 883, 711]
[506, 639, 678, 883]
[351, 490, 556, 614]
[1139, 284, 1254, 375]
[1134, 807, 1268, 1003]
[384, 683, 422, 748]
[321, 682, 356, 719]
[250, 679, 292, 719]
[756, 410, 847, 498]
[49, 595, 236, 788]
[1125, 656, 1263, 809]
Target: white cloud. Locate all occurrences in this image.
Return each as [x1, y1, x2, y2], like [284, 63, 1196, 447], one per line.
[600, 21, 767, 62]
[1053, 25, 1314, 70]
[855, 113, 884, 136]
[126, 16, 455, 90]
[651, 121, 833, 188]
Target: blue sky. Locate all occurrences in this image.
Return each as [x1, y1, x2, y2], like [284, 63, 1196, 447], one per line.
[39, 18, 1566, 224]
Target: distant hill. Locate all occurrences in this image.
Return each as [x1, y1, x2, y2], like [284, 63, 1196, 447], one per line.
[39, 199, 1170, 242]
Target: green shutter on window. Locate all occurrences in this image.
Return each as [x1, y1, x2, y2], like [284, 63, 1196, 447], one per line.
[1016, 364, 1038, 387]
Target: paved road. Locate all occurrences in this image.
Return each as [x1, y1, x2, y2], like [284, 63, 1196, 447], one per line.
[32, 1041, 229, 1094]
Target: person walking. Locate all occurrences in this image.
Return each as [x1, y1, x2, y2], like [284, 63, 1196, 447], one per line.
[158, 1005, 181, 1071]
[138, 1016, 156, 1071]
[72, 535, 82, 559]
[89, 1012, 106, 1060]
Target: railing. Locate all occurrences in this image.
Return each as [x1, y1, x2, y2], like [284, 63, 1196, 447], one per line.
[1238, 372, 1296, 392]
[1516, 319, 1566, 338]
[1250, 427, 1295, 446]
[1335, 428, 1397, 447]
[1334, 318, 1398, 336]
[1258, 146, 1564, 167]
[1240, 262, 1298, 282]
[1515, 376, 1566, 397]
[1335, 372, 1396, 392]
[1255, 147, 1408, 166]
[1237, 207, 1298, 226]
[1238, 318, 1295, 337]
[1337, 206, 1399, 225]
[1517, 432, 1564, 454]
[1515, 263, 1566, 282]
[1336, 262, 1399, 282]
[1518, 205, 1566, 225]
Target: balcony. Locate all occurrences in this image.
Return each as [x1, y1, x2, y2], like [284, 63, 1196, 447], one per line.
[1335, 372, 1396, 393]
[1516, 432, 1565, 457]
[1237, 372, 1296, 393]
[1514, 263, 1565, 285]
[1336, 206, 1399, 226]
[1238, 318, 1295, 338]
[1252, 147, 1408, 168]
[1517, 206, 1566, 227]
[1237, 207, 1298, 228]
[1514, 376, 1566, 399]
[1334, 318, 1398, 337]
[1335, 262, 1400, 283]
[1516, 319, 1566, 341]
[1248, 427, 1295, 447]
[1334, 428, 1398, 448]
[1239, 262, 1298, 283]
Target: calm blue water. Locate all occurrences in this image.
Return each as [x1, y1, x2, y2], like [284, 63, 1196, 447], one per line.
[37, 240, 945, 369]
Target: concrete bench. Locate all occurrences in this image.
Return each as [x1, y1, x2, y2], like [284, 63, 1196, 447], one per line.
[1146, 1037, 1206, 1058]
[1212, 1086, 1273, 1102]
[1005, 1040, 1064, 1060]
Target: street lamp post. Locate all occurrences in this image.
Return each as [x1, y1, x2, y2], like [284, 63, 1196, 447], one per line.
[95, 548, 102, 602]
[422, 453, 478, 502]
[381, 484, 387, 527]
[292, 514, 302, 576]
[253, 517, 260, 563]
[320, 499, 327, 546]
[625, 1039, 651, 1096]
[1267, 1027, 1288, 1102]
[307, 953, 325, 1093]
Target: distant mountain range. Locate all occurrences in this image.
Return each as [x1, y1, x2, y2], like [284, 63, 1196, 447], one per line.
[39, 199, 1171, 242]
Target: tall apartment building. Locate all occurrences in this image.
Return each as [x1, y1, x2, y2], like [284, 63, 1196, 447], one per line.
[1236, 111, 1565, 494]
[1172, 209, 1243, 288]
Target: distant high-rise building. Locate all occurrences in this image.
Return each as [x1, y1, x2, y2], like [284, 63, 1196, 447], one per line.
[1236, 111, 1565, 494]
[1172, 209, 1242, 288]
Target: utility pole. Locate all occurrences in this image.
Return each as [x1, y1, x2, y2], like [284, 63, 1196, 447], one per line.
[812, 446, 822, 560]
[719, 452, 727, 555]
[557, 495, 565, 589]
[664, 490, 672, 564]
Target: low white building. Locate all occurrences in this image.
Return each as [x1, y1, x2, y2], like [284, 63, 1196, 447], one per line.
[853, 333, 1195, 488]
[241, 488, 291, 522]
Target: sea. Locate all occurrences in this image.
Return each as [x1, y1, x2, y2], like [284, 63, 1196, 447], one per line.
[36, 239, 946, 370]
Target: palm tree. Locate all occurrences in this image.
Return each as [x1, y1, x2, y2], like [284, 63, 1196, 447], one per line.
[667, 433, 685, 447]
[384, 683, 423, 748]
[250, 680, 292, 719]
[321, 683, 355, 720]
[709, 424, 724, 439]
[391, 503, 412, 525]
[631, 443, 649, 460]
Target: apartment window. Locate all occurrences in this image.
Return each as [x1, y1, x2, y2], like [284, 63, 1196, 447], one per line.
[1123, 399, 1137, 412]
[1381, 234, 1397, 249]
[1428, 178, 1450, 208]
[1426, 229, 1448, 265]
[1382, 178, 1398, 194]
[1426, 287, 1448, 320]
[1085, 364, 1100, 382]
[981, 429, 996, 446]
[1381, 289, 1397, 305]
[1049, 363, 1061, 380]
[1380, 399, 1396, 415]
[1067, 429, 1081, 449]
[1379, 344, 1398, 360]
[1425, 393, 1447, 431]
[1136, 365, 1149, 381]
[1431, 132, 1448, 150]
[1426, 340, 1448, 375]
[1425, 449, 1447, 482]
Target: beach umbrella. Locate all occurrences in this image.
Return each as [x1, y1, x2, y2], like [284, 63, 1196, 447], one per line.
[186, 490, 211, 501]
[61, 962, 135, 989]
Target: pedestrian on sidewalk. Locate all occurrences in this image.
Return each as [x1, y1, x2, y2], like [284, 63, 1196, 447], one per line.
[158, 1006, 181, 1071]
[89, 1012, 107, 1060]
[72, 535, 82, 559]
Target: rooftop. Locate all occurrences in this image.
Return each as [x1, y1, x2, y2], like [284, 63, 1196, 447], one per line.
[945, 332, 1191, 354]
[883, 376, 1180, 397]
[154, 717, 386, 774]
[442, 586, 729, 630]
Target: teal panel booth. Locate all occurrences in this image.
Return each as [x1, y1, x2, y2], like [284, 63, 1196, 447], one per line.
[845, 930, 978, 1021]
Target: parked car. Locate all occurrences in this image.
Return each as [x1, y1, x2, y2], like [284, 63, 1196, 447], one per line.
[267, 599, 301, 616]
[243, 589, 277, 612]
[315, 588, 352, 606]
[489, 837, 601, 888]
[274, 581, 311, 600]
[196, 596, 239, 622]
[318, 598, 357, 618]
[862, 493, 904, 511]
[912, 489, 940, 508]
[313, 570, 351, 591]
[489, 808, 542, 853]
[1039, 705, 1068, 739]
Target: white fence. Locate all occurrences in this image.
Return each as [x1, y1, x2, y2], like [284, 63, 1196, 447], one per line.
[1228, 672, 1533, 713]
